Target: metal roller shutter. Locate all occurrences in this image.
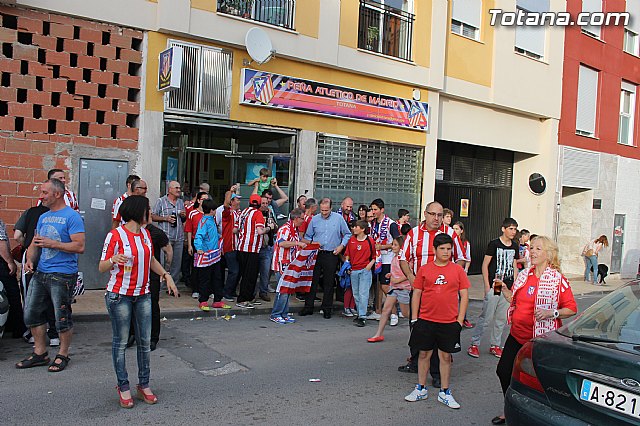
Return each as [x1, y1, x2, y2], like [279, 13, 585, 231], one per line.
[314, 134, 424, 222]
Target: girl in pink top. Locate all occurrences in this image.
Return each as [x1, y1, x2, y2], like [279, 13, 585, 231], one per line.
[368, 236, 411, 342]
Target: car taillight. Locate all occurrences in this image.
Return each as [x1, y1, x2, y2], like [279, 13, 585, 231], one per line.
[512, 341, 544, 393]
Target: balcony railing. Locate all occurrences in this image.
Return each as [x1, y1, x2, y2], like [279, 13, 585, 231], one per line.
[357, 0, 414, 61]
[217, 0, 295, 30]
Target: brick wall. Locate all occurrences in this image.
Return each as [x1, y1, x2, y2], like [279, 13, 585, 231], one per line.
[0, 6, 143, 236]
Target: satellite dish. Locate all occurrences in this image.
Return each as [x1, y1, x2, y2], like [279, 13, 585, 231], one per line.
[245, 27, 275, 65]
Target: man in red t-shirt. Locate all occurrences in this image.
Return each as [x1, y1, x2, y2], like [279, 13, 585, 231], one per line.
[405, 233, 469, 409]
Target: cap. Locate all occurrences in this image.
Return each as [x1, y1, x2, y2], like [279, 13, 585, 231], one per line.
[249, 194, 261, 204]
[230, 193, 242, 200]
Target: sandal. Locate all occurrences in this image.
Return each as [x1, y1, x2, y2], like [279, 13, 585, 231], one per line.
[48, 354, 70, 372]
[16, 352, 50, 369]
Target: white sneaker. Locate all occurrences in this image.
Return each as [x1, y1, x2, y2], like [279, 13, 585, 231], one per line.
[343, 308, 354, 317]
[191, 292, 200, 299]
[49, 338, 60, 347]
[438, 389, 460, 409]
[349, 308, 358, 316]
[405, 385, 428, 402]
[398, 311, 405, 318]
[366, 312, 381, 320]
[390, 314, 399, 326]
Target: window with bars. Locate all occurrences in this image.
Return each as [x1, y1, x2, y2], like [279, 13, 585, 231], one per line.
[315, 135, 423, 221]
[217, 0, 296, 30]
[166, 41, 233, 117]
[357, 0, 415, 61]
[619, 82, 636, 146]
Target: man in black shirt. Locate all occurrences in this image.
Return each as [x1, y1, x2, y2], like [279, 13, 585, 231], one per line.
[131, 222, 172, 351]
[468, 218, 519, 359]
[0, 218, 26, 339]
[13, 205, 50, 343]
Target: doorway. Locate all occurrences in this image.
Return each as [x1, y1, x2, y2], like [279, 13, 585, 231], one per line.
[162, 121, 295, 213]
[435, 141, 514, 274]
[611, 214, 625, 274]
[77, 158, 129, 289]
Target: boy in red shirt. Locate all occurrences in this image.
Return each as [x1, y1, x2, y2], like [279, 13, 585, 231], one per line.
[405, 233, 469, 409]
[343, 220, 376, 327]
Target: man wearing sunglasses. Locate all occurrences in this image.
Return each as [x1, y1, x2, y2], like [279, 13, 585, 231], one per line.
[398, 202, 466, 388]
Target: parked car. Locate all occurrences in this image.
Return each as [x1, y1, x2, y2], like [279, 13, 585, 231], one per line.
[505, 280, 640, 425]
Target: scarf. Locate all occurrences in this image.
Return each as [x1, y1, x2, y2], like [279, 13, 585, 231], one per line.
[508, 266, 570, 338]
[370, 215, 394, 273]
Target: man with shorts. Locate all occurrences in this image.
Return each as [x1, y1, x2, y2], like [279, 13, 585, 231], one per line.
[405, 233, 469, 409]
[16, 178, 85, 372]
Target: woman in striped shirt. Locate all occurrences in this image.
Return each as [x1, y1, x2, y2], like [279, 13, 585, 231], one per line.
[99, 195, 179, 409]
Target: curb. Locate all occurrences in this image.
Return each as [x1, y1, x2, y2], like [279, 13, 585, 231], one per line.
[72, 299, 490, 323]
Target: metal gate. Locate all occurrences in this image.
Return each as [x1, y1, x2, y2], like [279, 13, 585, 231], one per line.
[611, 214, 625, 273]
[314, 134, 424, 221]
[435, 141, 514, 274]
[77, 159, 129, 289]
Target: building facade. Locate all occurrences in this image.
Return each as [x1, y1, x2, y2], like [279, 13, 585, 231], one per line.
[558, 0, 640, 278]
[0, 0, 570, 279]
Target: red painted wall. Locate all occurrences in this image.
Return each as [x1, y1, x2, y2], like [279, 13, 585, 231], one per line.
[559, 0, 640, 158]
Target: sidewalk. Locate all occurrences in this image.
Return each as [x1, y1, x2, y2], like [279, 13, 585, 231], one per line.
[72, 273, 632, 321]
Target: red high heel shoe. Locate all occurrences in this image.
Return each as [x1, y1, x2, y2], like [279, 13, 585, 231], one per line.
[116, 386, 134, 409]
[136, 385, 158, 404]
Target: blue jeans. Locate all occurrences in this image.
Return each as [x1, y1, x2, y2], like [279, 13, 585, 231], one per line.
[105, 291, 152, 391]
[351, 269, 372, 318]
[223, 251, 240, 298]
[270, 273, 290, 318]
[24, 271, 76, 333]
[257, 245, 274, 296]
[584, 255, 598, 283]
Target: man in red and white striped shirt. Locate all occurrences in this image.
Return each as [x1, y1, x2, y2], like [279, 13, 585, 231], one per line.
[101, 226, 153, 296]
[235, 194, 273, 309]
[37, 169, 79, 211]
[216, 185, 242, 301]
[271, 209, 306, 274]
[111, 175, 140, 229]
[270, 208, 307, 323]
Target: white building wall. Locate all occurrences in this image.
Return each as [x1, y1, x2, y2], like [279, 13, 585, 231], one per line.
[615, 156, 640, 278]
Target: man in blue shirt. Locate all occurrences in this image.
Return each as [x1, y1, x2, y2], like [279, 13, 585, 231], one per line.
[300, 198, 351, 319]
[17, 178, 85, 373]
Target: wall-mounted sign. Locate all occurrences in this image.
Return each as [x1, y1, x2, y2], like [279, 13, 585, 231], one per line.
[158, 46, 183, 91]
[460, 199, 469, 218]
[435, 168, 444, 181]
[241, 69, 429, 131]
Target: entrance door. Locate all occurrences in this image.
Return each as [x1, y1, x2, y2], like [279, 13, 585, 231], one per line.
[162, 121, 295, 214]
[77, 159, 128, 289]
[435, 141, 514, 274]
[611, 214, 625, 273]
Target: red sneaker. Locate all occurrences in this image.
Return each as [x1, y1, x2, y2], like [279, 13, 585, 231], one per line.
[467, 345, 480, 358]
[490, 345, 503, 358]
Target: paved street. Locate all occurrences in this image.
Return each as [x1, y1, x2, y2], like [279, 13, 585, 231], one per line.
[0, 295, 603, 425]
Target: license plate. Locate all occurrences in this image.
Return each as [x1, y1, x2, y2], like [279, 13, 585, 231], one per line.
[580, 379, 640, 418]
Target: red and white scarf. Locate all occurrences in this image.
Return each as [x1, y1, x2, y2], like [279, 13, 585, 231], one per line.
[508, 266, 571, 338]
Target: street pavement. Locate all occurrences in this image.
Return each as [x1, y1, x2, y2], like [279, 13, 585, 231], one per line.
[0, 294, 604, 425]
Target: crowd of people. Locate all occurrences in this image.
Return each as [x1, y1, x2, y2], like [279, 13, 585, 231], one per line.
[0, 168, 580, 415]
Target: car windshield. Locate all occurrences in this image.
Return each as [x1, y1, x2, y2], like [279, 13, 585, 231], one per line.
[558, 281, 640, 350]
